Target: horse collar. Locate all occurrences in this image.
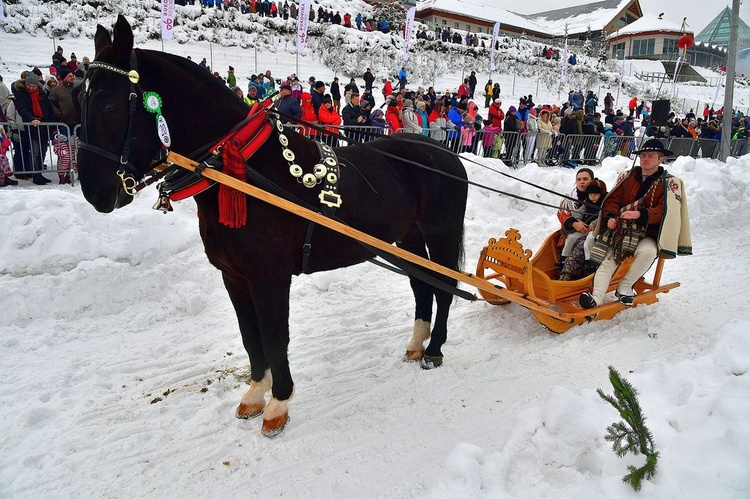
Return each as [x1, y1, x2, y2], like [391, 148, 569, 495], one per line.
[274, 118, 342, 211]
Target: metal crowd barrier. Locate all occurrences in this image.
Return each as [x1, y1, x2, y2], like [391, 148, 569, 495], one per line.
[2, 121, 77, 184]
[732, 138, 748, 156]
[7, 123, 738, 186]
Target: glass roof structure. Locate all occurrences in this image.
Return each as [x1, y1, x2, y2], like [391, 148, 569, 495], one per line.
[694, 7, 750, 48]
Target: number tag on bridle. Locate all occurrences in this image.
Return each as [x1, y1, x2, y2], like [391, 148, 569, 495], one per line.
[143, 91, 171, 148]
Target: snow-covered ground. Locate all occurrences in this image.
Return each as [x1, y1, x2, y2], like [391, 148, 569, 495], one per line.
[2, 12, 750, 499]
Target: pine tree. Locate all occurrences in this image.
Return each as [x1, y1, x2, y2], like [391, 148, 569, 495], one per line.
[597, 366, 660, 492]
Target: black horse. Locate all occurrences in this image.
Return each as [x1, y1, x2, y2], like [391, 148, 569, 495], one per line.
[77, 16, 468, 437]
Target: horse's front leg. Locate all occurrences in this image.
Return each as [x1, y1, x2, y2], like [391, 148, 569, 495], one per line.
[222, 273, 271, 419]
[250, 274, 294, 438]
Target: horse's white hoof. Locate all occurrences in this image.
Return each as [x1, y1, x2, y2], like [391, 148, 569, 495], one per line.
[236, 402, 264, 419]
[403, 349, 425, 362]
[261, 413, 289, 437]
[261, 397, 290, 437]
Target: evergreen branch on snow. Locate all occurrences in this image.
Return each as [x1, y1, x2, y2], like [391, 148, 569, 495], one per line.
[597, 366, 659, 492]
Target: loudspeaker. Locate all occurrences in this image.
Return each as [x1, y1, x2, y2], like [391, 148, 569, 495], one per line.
[651, 100, 670, 126]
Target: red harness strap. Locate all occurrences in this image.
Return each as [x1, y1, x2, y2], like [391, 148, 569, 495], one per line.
[169, 99, 275, 225]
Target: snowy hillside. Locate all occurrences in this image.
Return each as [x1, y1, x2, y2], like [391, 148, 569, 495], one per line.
[1, 0, 745, 115]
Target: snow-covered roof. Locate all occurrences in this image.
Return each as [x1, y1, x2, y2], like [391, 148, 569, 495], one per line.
[416, 0, 543, 34]
[608, 12, 690, 38]
[527, 0, 633, 35]
[416, 0, 638, 37]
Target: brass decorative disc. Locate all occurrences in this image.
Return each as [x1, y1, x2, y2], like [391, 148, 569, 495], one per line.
[127, 70, 140, 84]
[327, 172, 338, 184]
[313, 164, 327, 178]
[302, 173, 317, 188]
[289, 164, 303, 177]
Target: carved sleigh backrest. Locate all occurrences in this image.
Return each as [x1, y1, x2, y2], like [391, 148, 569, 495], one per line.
[479, 229, 533, 293]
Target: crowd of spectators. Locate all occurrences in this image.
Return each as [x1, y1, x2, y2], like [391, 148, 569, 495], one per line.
[2, 40, 748, 188]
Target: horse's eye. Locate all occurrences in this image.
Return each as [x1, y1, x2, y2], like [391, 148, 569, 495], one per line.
[99, 99, 117, 113]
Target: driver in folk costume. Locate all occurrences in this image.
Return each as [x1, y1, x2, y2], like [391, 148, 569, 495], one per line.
[580, 138, 692, 309]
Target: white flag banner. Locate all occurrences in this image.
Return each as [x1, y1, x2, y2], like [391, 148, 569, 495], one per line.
[490, 22, 500, 71]
[296, 0, 312, 51]
[561, 38, 569, 83]
[0, 0, 5, 20]
[712, 71, 724, 109]
[161, 0, 174, 40]
[402, 7, 416, 61]
[670, 56, 681, 99]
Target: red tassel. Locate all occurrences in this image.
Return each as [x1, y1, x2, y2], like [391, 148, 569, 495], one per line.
[219, 139, 247, 228]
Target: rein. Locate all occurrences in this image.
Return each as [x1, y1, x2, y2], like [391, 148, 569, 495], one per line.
[269, 108, 586, 212]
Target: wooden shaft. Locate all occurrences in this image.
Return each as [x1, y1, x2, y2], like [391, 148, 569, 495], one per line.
[165, 151, 518, 301]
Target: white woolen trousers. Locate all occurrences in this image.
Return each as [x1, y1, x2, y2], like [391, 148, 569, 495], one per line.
[591, 237, 658, 305]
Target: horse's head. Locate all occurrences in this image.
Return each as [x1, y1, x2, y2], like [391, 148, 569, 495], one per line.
[78, 16, 162, 212]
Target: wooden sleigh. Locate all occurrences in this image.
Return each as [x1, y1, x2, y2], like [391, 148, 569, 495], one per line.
[475, 228, 680, 333]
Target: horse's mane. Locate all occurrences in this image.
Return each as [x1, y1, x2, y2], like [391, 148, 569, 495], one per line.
[134, 48, 250, 146]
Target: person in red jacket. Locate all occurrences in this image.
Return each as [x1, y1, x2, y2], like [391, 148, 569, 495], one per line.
[487, 99, 504, 129]
[317, 95, 342, 146]
[382, 78, 393, 99]
[457, 79, 470, 99]
[300, 92, 318, 138]
[628, 96, 638, 118]
[385, 99, 402, 132]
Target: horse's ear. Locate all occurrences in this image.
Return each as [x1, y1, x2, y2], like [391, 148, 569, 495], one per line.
[112, 15, 134, 62]
[94, 24, 112, 59]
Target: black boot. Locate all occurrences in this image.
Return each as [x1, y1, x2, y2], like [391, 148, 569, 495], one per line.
[33, 174, 49, 185]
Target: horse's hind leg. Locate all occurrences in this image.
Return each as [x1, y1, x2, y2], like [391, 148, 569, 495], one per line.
[398, 225, 434, 362]
[420, 225, 464, 369]
[222, 274, 271, 419]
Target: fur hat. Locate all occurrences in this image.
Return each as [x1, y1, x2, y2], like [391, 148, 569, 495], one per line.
[586, 181, 603, 195]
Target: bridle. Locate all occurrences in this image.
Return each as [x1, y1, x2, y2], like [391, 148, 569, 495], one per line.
[78, 50, 158, 196]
